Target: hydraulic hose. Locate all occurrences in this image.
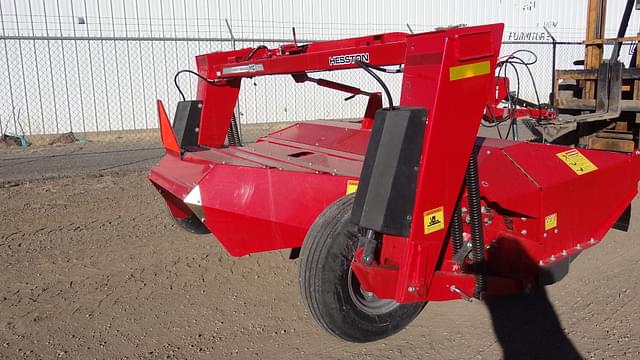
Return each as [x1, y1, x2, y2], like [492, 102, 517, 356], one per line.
[465, 149, 486, 298]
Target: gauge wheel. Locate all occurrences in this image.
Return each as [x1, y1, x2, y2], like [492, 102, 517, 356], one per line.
[168, 209, 210, 235]
[298, 194, 426, 342]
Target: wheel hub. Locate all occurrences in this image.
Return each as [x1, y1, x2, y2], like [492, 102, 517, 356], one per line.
[347, 267, 399, 315]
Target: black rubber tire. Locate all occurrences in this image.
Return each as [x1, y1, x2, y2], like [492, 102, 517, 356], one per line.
[298, 194, 426, 342]
[172, 213, 210, 234]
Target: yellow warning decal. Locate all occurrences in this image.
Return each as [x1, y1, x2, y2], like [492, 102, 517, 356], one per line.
[556, 149, 598, 175]
[423, 206, 445, 234]
[346, 180, 359, 195]
[449, 60, 491, 81]
[544, 213, 557, 231]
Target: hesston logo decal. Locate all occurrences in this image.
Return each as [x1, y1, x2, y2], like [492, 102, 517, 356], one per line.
[328, 53, 369, 66]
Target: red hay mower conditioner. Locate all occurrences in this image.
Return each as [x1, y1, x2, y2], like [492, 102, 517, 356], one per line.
[148, 24, 640, 342]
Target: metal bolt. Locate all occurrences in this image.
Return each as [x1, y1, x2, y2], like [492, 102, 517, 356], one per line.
[362, 291, 376, 301]
[576, 244, 582, 250]
[543, 233, 548, 238]
[550, 255, 556, 261]
[407, 286, 417, 293]
[486, 150, 492, 155]
[538, 260, 544, 266]
[521, 217, 527, 221]
[590, 238, 596, 244]
[461, 207, 468, 213]
[520, 229, 528, 235]
[554, 228, 559, 234]
[561, 250, 568, 256]
[406, 215, 412, 221]
[636, 149, 640, 155]
[449, 285, 472, 302]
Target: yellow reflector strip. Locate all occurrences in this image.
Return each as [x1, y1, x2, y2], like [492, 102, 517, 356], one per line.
[449, 60, 491, 81]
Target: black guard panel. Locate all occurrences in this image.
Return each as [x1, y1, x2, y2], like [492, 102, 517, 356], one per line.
[351, 107, 427, 237]
[173, 100, 202, 148]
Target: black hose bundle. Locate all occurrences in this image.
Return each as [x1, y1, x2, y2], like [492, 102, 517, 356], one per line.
[483, 49, 544, 140]
[354, 60, 396, 110]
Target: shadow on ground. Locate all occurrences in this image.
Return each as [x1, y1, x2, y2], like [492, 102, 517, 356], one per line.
[487, 289, 582, 360]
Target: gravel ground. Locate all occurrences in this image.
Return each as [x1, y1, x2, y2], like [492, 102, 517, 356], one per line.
[0, 124, 639, 359]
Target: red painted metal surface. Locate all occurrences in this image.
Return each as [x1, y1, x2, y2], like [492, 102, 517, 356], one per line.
[157, 100, 181, 156]
[149, 24, 640, 305]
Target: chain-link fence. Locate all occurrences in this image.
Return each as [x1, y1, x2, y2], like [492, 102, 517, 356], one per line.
[1, 3, 638, 145]
[0, 35, 592, 140]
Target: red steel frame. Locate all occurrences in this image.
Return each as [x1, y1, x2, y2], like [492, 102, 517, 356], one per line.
[149, 24, 640, 304]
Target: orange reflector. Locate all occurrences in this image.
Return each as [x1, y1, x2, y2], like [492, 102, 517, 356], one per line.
[157, 100, 181, 156]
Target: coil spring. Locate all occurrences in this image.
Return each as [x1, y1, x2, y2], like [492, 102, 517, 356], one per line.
[465, 149, 486, 298]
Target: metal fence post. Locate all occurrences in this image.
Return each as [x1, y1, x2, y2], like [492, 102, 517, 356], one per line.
[1, 0, 18, 134]
[544, 27, 558, 105]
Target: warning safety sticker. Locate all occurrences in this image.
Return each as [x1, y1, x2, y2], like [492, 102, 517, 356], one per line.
[346, 180, 359, 195]
[556, 149, 598, 175]
[544, 213, 557, 231]
[423, 206, 445, 234]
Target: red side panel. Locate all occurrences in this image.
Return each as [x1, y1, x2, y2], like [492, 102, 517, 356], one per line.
[198, 165, 353, 256]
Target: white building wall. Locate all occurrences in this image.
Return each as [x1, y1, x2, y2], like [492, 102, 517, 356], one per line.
[0, 0, 638, 134]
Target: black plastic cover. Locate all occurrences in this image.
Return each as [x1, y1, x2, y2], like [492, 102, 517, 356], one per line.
[613, 205, 631, 232]
[350, 107, 427, 237]
[173, 100, 202, 148]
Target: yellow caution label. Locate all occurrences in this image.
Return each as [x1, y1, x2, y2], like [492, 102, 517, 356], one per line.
[449, 60, 491, 81]
[346, 180, 359, 195]
[556, 149, 598, 175]
[423, 206, 445, 234]
[544, 213, 557, 231]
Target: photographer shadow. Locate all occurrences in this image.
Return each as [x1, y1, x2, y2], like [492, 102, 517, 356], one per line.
[486, 289, 582, 360]
[484, 236, 583, 359]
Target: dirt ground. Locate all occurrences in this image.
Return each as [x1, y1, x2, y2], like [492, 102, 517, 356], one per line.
[1, 132, 640, 359]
